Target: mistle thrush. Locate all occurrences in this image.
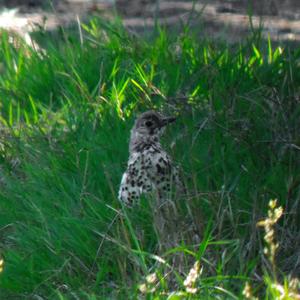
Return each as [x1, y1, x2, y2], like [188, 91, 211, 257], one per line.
[118, 110, 183, 206]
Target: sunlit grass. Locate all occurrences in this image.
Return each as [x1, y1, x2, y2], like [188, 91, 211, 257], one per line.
[0, 17, 299, 298]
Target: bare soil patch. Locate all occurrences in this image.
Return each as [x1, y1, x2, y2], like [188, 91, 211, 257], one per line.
[0, 0, 300, 43]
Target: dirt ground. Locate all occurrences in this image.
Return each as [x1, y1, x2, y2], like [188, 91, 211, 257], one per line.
[0, 0, 300, 43]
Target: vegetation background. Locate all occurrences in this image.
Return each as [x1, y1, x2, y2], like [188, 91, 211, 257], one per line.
[0, 0, 299, 299]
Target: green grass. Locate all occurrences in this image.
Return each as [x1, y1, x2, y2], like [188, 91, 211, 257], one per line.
[0, 17, 299, 299]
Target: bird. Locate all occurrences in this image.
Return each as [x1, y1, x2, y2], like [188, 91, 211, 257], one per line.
[118, 110, 183, 207]
[118, 111, 200, 273]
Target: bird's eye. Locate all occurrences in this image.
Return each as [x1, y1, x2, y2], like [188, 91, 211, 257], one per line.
[145, 120, 153, 127]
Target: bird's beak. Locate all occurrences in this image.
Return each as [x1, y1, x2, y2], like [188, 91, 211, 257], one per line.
[160, 116, 176, 127]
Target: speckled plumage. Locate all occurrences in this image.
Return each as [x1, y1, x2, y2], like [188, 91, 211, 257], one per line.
[118, 111, 182, 206]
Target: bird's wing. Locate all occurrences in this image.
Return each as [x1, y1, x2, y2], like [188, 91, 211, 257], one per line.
[118, 153, 142, 206]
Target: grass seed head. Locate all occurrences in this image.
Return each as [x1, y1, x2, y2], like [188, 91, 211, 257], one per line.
[146, 273, 157, 284]
[0, 259, 3, 273]
[138, 273, 158, 294]
[242, 282, 258, 300]
[183, 260, 201, 294]
[257, 199, 283, 264]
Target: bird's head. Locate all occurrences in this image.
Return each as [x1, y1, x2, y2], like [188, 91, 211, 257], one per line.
[132, 110, 176, 139]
